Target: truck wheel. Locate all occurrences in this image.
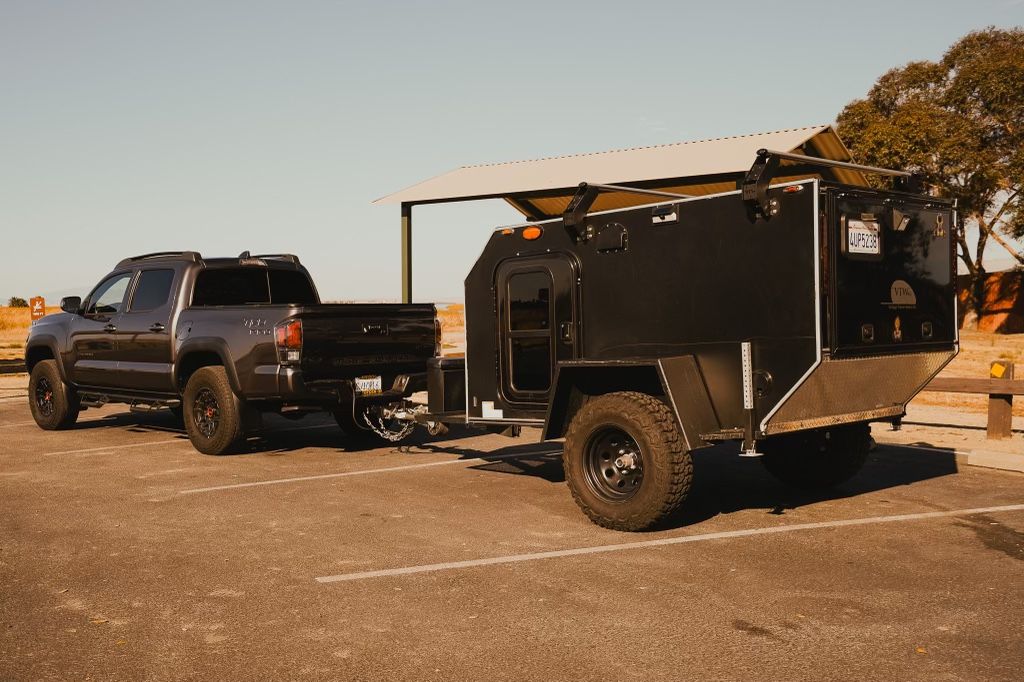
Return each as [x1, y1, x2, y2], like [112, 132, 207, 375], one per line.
[563, 391, 693, 532]
[28, 360, 80, 430]
[760, 423, 871, 490]
[183, 367, 244, 455]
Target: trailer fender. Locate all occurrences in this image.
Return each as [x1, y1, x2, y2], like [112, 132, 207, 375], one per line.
[543, 356, 720, 450]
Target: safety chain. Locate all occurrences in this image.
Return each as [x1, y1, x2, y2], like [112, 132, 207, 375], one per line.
[361, 408, 417, 442]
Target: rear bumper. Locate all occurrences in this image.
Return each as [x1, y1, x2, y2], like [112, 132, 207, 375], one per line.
[271, 366, 427, 404]
[760, 348, 957, 436]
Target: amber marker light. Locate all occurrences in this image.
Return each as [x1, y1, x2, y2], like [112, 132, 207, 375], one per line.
[522, 226, 543, 240]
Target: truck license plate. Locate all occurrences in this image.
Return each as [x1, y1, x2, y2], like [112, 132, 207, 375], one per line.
[355, 375, 382, 395]
[847, 218, 880, 255]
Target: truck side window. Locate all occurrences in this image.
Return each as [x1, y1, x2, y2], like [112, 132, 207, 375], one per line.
[85, 273, 133, 316]
[129, 269, 175, 312]
[269, 270, 318, 305]
[192, 269, 270, 306]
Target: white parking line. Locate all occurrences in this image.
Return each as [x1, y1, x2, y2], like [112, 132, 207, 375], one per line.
[178, 450, 562, 495]
[42, 438, 189, 457]
[315, 503, 1024, 584]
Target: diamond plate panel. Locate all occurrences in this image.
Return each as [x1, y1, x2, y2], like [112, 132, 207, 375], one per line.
[764, 350, 955, 435]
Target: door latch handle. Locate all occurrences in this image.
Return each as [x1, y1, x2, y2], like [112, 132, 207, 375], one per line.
[149, 323, 166, 333]
[103, 323, 117, 333]
[559, 321, 574, 344]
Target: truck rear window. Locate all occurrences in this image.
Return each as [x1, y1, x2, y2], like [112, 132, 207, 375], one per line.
[191, 268, 318, 306]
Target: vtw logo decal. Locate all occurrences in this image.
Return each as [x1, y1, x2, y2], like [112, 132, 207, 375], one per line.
[887, 280, 917, 307]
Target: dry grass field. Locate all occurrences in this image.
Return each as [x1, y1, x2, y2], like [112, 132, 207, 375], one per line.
[0, 306, 58, 360]
[3, 304, 1021, 417]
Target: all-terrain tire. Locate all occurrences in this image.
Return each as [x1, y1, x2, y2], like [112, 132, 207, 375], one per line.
[333, 405, 378, 442]
[182, 366, 244, 455]
[760, 423, 871, 490]
[563, 391, 693, 532]
[28, 359, 80, 430]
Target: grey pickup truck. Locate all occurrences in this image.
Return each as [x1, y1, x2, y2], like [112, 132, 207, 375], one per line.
[25, 251, 438, 454]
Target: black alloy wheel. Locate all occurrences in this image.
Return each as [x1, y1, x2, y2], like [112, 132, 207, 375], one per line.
[34, 376, 55, 418]
[193, 387, 221, 438]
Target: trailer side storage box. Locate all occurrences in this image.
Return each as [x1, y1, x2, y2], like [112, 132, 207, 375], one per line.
[427, 356, 466, 415]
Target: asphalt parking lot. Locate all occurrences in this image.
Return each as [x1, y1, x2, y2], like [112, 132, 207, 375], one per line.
[2, 392, 1023, 681]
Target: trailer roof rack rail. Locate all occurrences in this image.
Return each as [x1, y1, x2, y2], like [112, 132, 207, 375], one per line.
[742, 149, 922, 220]
[562, 182, 694, 230]
[117, 251, 202, 267]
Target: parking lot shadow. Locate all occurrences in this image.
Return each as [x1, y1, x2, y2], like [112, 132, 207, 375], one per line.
[418, 436, 961, 531]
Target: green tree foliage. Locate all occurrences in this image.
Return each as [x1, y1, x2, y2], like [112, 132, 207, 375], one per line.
[837, 27, 1024, 291]
[7, 297, 29, 308]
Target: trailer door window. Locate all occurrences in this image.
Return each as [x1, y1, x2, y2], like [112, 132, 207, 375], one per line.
[507, 270, 553, 392]
[508, 272, 551, 330]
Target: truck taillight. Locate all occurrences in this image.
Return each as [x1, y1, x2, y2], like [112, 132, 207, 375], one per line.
[434, 316, 442, 356]
[275, 319, 302, 364]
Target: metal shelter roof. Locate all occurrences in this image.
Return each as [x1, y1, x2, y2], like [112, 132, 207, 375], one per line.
[375, 125, 866, 218]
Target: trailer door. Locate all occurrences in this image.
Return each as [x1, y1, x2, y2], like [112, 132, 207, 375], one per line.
[496, 255, 577, 407]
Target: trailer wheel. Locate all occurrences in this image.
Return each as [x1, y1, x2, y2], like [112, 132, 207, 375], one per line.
[760, 423, 871, 490]
[183, 366, 244, 455]
[28, 360, 80, 430]
[563, 391, 693, 531]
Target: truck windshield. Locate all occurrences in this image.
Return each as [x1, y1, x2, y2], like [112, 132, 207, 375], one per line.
[192, 268, 318, 306]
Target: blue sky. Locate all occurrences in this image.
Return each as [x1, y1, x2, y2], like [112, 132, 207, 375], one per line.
[2, 0, 1022, 303]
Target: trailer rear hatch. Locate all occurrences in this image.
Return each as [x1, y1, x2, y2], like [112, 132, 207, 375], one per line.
[828, 189, 957, 356]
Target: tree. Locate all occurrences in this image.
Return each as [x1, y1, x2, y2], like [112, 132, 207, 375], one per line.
[7, 297, 28, 308]
[836, 27, 1024, 321]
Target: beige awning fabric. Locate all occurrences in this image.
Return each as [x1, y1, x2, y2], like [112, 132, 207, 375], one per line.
[374, 125, 866, 218]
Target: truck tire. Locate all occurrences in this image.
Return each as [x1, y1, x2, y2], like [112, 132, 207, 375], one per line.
[333, 405, 378, 442]
[563, 391, 693, 532]
[182, 366, 244, 455]
[760, 423, 871, 490]
[28, 360, 80, 430]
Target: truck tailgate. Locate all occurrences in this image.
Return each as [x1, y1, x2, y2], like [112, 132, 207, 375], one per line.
[298, 304, 436, 382]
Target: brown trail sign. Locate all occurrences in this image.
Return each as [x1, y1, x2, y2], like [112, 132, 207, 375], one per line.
[30, 297, 45, 321]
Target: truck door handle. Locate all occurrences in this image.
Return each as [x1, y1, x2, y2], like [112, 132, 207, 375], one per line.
[103, 323, 117, 333]
[149, 323, 166, 333]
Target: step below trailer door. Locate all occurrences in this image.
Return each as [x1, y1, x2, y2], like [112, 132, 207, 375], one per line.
[829, 190, 957, 357]
[495, 255, 578, 410]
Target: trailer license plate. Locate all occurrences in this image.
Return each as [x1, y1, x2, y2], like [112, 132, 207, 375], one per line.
[355, 375, 382, 395]
[847, 219, 880, 255]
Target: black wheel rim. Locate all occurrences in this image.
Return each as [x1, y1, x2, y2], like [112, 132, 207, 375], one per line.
[193, 388, 220, 438]
[34, 377, 55, 417]
[584, 425, 644, 502]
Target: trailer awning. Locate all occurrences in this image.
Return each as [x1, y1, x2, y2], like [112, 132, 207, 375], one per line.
[375, 125, 866, 219]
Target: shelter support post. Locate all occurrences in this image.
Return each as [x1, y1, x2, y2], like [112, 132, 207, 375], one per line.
[401, 202, 413, 303]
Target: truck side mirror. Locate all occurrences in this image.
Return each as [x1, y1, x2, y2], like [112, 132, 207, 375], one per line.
[60, 296, 82, 314]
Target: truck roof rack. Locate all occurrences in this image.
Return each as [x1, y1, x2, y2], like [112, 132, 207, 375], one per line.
[117, 251, 202, 267]
[237, 251, 301, 264]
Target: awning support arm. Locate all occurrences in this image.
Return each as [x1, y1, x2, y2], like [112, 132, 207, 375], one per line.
[742, 149, 922, 220]
[562, 182, 693, 230]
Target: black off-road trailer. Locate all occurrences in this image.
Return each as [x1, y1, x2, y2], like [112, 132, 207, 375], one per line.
[404, 150, 959, 530]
